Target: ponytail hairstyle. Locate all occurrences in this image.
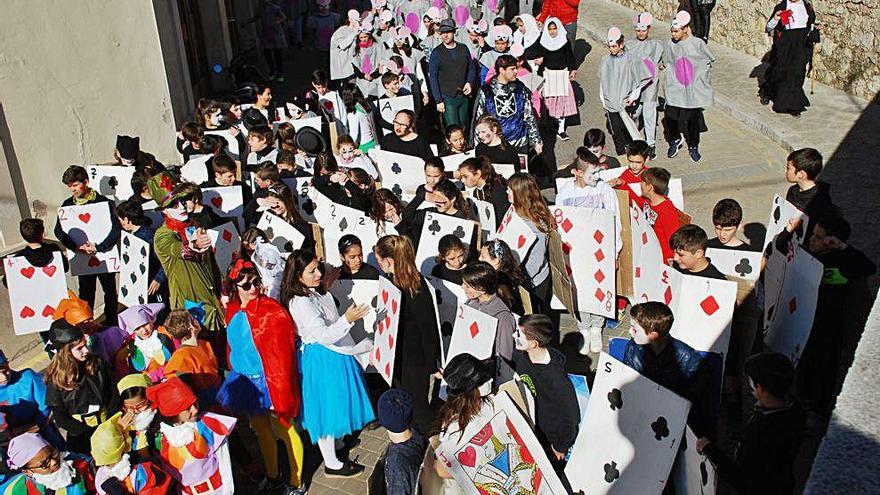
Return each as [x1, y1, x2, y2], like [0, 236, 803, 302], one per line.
[434, 179, 473, 220]
[196, 98, 222, 128]
[459, 156, 505, 191]
[374, 235, 422, 297]
[507, 173, 555, 233]
[483, 239, 525, 286]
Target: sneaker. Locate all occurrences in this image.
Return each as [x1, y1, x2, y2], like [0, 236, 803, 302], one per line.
[278, 486, 307, 495]
[577, 327, 591, 355]
[760, 94, 771, 105]
[558, 132, 570, 141]
[688, 146, 701, 162]
[324, 460, 365, 478]
[606, 318, 621, 329]
[589, 327, 603, 353]
[667, 139, 682, 158]
[648, 145, 657, 160]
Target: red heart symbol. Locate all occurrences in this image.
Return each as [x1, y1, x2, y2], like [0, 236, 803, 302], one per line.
[87, 256, 101, 267]
[222, 230, 232, 242]
[19, 267, 35, 279]
[41, 265, 57, 277]
[391, 299, 398, 315]
[457, 446, 477, 468]
[517, 235, 526, 248]
[388, 334, 394, 349]
[384, 315, 391, 329]
[374, 347, 381, 363]
[211, 196, 223, 208]
[41, 305, 55, 317]
[381, 289, 389, 304]
[19, 306, 35, 318]
[78, 213, 91, 224]
[385, 362, 391, 378]
[377, 320, 385, 334]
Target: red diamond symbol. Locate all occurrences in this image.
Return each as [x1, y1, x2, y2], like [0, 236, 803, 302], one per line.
[594, 269, 605, 283]
[635, 267, 641, 278]
[594, 249, 605, 262]
[222, 230, 232, 242]
[700, 296, 720, 315]
[641, 232, 648, 245]
[561, 218, 573, 233]
[469, 322, 480, 338]
[562, 242, 572, 255]
[594, 230, 604, 244]
[788, 298, 797, 314]
[664, 286, 673, 305]
[595, 288, 606, 302]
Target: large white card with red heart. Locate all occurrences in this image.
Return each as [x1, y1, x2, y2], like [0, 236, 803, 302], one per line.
[630, 204, 672, 306]
[435, 391, 568, 495]
[565, 353, 691, 494]
[368, 148, 425, 201]
[87, 165, 136, 203]
[493, 206, 537, 265]
[763, 245, 823, 366]
[5, 252, 68, 335]
[551, 205, 617, 318]
[207, 222, 241, 277]
[202, 186, 245, 231]
[119, 232, 150, 308]
[446, 303, 498, 365]
[372, 276, 402, 386]
[57, 202, 121, 275]
[414, 212, 477, 275]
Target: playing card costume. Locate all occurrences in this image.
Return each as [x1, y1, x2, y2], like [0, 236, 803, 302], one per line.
[761, 0, 818, 115]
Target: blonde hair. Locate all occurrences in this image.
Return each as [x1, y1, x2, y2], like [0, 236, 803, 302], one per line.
[374, 235, 422, 297]
[507, 173, 555, 233]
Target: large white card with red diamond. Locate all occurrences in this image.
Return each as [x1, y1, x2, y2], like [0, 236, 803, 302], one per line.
[566, 353, 691, 494]
[5, 253, 68, 335]
[445, 302, 498, 365]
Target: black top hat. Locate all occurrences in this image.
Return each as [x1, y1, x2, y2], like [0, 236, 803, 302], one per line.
[294, 126, 327, 156]
[444, 353, 495, 396]
[48, 319, 85, 349]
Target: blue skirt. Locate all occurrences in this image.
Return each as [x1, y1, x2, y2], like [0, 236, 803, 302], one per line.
[217, 371, 273, 416]
[300, 343, 374, 441]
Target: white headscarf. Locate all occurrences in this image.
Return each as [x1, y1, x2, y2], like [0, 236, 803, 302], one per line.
[513, 14, 540, 48]
[539, 17, 568, 51]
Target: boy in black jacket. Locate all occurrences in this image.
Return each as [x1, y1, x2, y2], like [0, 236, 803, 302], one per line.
[53, 166, 120, 323]
[782, 147, 836, 242]
[697, 353, 804, 495]
[511, 315, 579, 462]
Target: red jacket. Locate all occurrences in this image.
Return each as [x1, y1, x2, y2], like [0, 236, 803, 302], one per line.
[641, 198, 682, 264]
[225, 296, 301, 421]
[538, 0, 581, 26]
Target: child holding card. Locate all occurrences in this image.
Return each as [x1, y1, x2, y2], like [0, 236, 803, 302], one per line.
[782, 147, 835, 241]
[117, 201, 168, 306]
[670, 225, 727, 280]
[607, 140, 650, 203]
[246, 125, 279, 171]
[432, 235, 468, 285]
[53, 165, 121, 324]
[243, 163, 283, 227]
[462, 262, 517, 362]
[457, 157, 511, 229]
[405, 179, 475, 250]
[637, 167, 682, 265]
[263, 184, 316, 252]
[374, 235, 441, 434]
[413, 158, 446, 207]
[708, 198, 754, 249]
[313, 167, 376, 213]
[282, 250, 373, 478]
[479, 239, 526, 315]
[337, 235, 381, 280]
[371, 188, 414, 239]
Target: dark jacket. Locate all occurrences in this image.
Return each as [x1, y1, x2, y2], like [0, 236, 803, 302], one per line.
[45, 358, 120, 436]
[312, 175, 372, 213]
[394, 276, 441, 374]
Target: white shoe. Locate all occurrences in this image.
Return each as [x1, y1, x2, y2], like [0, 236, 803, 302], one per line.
[578, 328, 591, 355]
[589, 327, 603, 353]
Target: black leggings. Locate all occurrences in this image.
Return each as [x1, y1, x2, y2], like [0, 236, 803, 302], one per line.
[606, 111, 634, 156]
[78, 272, 118, 323]
[264, 48, 284, 75]
[663, 106, 706, 148]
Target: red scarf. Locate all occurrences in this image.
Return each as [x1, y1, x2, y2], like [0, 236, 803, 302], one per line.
[164, 217, 203, 261]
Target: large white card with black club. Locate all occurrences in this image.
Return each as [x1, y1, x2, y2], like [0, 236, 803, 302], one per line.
[256, 212, 306, 255]
[566, 353, 691, 494]
[673, 426, 718, 495]
[87, 165, 135, 202]
[57, 202, 121, 275]
[764, 245, 823, 366]
[441, 150, 476, 171]
[551, 205, 617, 318]
[372, 277, 402, 386]
[5, 252, 68, 335]
[202, 186, 244, 231]
[435, 392, 568, 495]
[414, 212, 477, 275]
[705, 248, 762, 281]
[493, 206, 537, 265]
[368, 148, 425, 201]
[207, 222, 241, 277]
[446, 302, 498, 365]
[119, 232, 150, 308]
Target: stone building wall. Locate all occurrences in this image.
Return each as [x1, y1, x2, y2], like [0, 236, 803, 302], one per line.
[612, 0, 880, 101]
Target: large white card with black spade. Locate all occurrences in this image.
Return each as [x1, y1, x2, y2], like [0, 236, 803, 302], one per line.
[493, 206, 537, 264]
[762, 195, 810, 330]
[371, 277, 402, 386]
[204, 129, 240, 157]
[763, 245, 823, 366]
[57, 202, 121, 275]
[5, 253, 68, 335]
[256, 212, 306, 255]
[427, 276, 466, 351]
[705, 248, 762, 281]
[565, 353, 691, 494]
[446, 303, 498, 364]
[86, 165, 135, 202]
[202, 186, 244, 230]
[414, 212, 477, 275]
[673, 426, 717, 495]
[470, 198, 496, 238]
[319, 200, 383, 267]
[282, 176, 319, 223]
[670, 275, 738, 355]
[435, 391, 568, 495]
[761, 195, 809, 254]
[207, 222, 241, 277]
[377, 95, 414, 135]
[329, 279, 380, 364]
[180, 154, 212, 185]
[119, 232, 150, 307]
[368, 148, 425, 201]
[551, 205, 617, 318]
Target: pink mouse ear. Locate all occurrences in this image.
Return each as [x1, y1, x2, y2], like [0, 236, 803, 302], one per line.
[405, 12, 420, 33]
[348, 9, 360, 22]
[477, 19, 488, 32]
[488, 0, 498, 13]
[432, 0, 444, 8]
[454, 5, 469, 25]
[362, 56, 373, 74]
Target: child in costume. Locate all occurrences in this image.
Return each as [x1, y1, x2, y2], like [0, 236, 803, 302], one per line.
[114, 303, 175, 381]
[539, 17, 579, 140]
[217, 260, 305, 493]
[2, 432, 94, 494]
[116, 374, 161, 459]
[91, 413, 173, 495]
[163, 309, 221, 407]
[52, 291, 128, 364]
[147, 378, 236, 495]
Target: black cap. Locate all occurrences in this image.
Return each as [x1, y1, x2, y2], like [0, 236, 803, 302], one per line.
[116, 135, 140, 160]
[444, 353, 495, 396]
[48, 319, 85, 349]
[438, 19, 456, 33]
[294, 126, 327, 156]
[243, 108, 270, 130]
[378, 389, 413, 433]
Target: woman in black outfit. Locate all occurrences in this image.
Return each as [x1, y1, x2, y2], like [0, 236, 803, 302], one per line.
[381, 109, 435, 160]
[457, 156, 511, 229]
[313, 167, 375, 213]
[759, 0, 818, 116]
[403, 179, 475, 251]
[374, 235, 441, 434]
[474, 114, 521, 168]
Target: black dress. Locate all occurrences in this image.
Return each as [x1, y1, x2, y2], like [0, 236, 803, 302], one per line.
[474, 142, 521, 168]
[761, 0, 817, 114]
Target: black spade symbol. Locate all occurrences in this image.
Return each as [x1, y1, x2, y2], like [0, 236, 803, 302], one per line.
[120, 286, 128, 297]
[302, 200, 316, 215]
[453, 226, 466, 239]
[139, 263, 146, 275]
[428, 219, 441, 236]
[122, 236, 131, 248]
[651, 416, 670, 440]
[122, 253, 131, 264]
[371, 295, 378, 308]
[283, 240, 294, 252]
[607, 388, 623, 410]
[772, 205, 781, 222]
[603, 461, 620, 483]
[391, 162, 402, 174]
[140, 246, 147, 257]
[130, 273, 137, 284]
[735, 258, 753, 276]
[339, 218, 349, 230]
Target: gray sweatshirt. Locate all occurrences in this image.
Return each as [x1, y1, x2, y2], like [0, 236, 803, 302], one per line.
[467, 295, 517, 361]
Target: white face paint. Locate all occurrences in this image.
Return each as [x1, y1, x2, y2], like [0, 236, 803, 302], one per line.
[513, 328, 531, 350]
[164, 205, 188, 222]
[133, 408, 157, 431]
[120, 158, 135, 167]
[629, 321, 651, 345]
[209, 111, 221, 127]
[588, 145, 603, 157]
[31, 458, 76, 490]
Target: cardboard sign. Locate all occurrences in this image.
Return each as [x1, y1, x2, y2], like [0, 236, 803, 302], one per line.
[5, 253, 68, 335]
[57, 202, 121, 275]
[119, 232, 150, 307]
[86, 165, 136, 202]
[368, 148, 425, 201]
[548, 229, 576, 316]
